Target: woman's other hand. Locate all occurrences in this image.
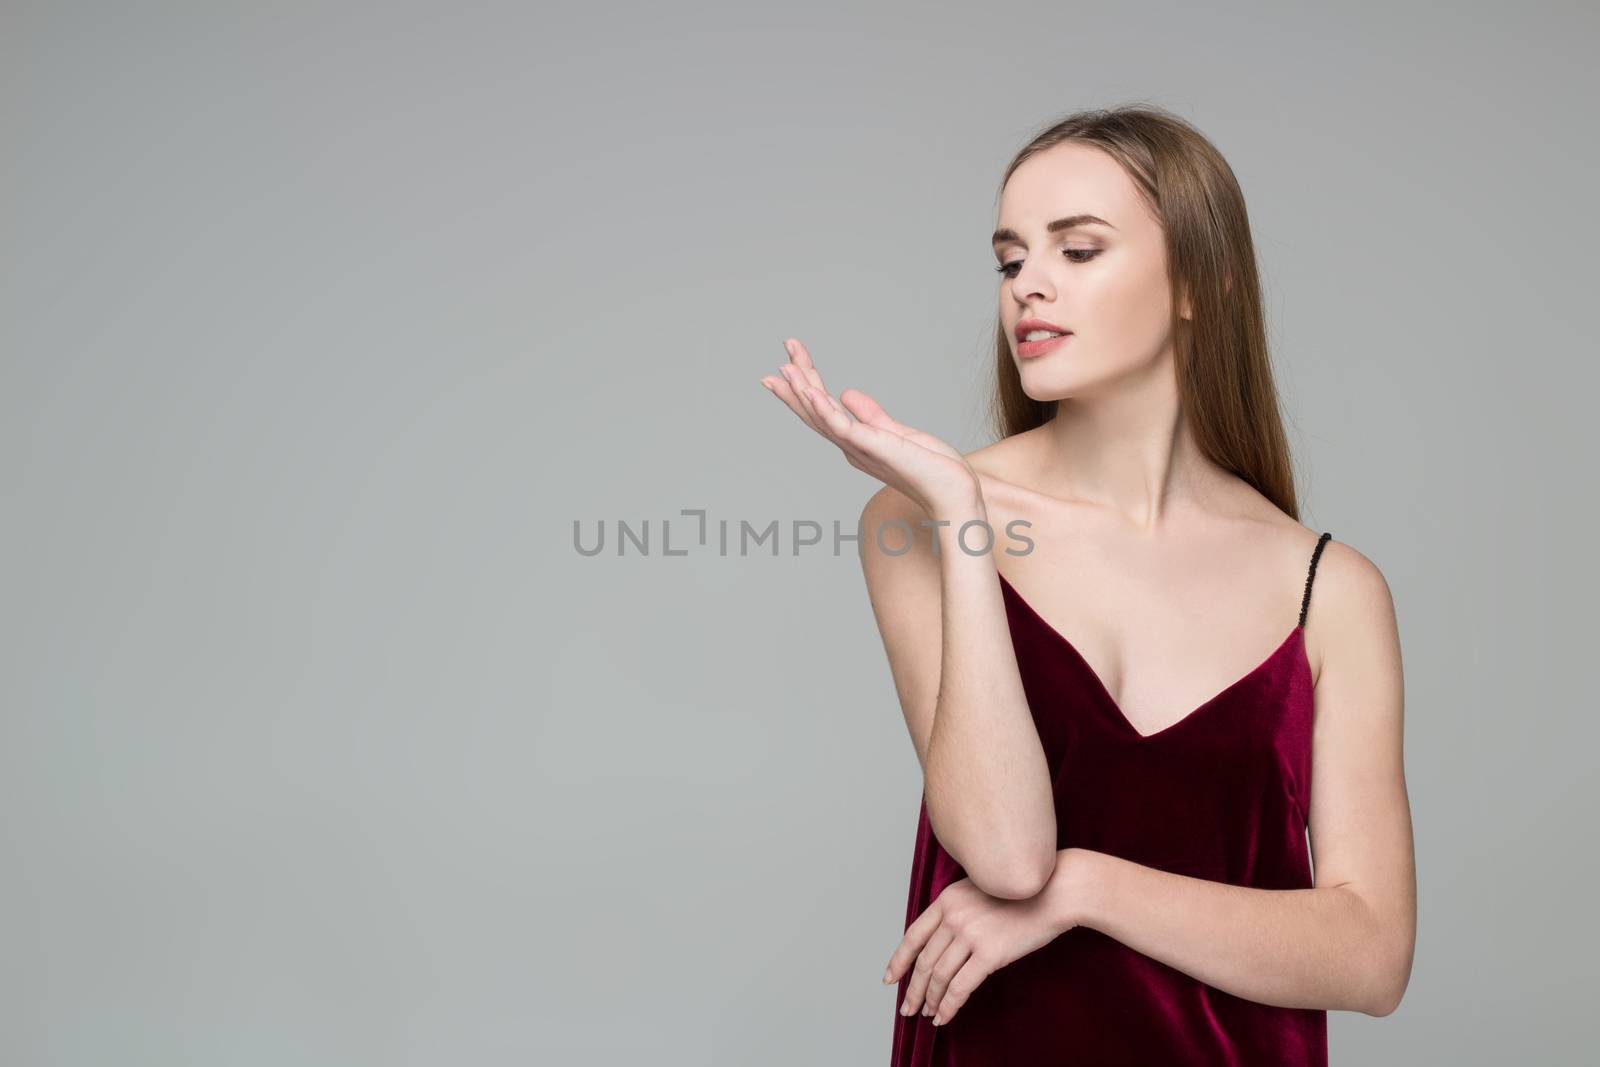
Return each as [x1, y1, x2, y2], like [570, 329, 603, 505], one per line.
[884, 849, 1093, 1027]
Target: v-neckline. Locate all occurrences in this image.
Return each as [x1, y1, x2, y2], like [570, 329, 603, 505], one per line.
[996, 571, 1306, 742]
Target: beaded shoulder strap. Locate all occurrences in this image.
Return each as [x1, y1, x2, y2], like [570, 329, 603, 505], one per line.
[1298, 531, 1333, 629]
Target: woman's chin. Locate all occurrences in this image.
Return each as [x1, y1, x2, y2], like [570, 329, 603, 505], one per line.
[1019, 372, 1088, 402]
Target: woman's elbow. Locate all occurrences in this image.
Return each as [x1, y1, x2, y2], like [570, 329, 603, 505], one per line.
[1365, 980, 1406, 1018]
[1362, 940, 1415, 1017]
[973, 849, 1056, 901]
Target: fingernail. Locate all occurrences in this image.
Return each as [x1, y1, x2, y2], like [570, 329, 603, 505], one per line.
[883, 969, 894, 984]
[783, 339, 795, 355]
[900, 1001, 912, 1016]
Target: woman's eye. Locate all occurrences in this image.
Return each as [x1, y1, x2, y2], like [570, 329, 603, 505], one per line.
[994, 248, 1101, 277]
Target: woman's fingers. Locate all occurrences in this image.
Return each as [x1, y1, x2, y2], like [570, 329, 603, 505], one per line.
[767, 364, 825, 435]
[776, 364, 817, 429]
[920, 939, 974, 1023]
[785, 338, 829, 396]
[886, 897, 944, 986]
[901, 924, 957, 1018]
[783, 338, 829, 398]
[800, 383, 895, 456]
[791, 362, 851, 425]
[838, 387, 912, 435]
[930, 954, 989, 1026]
[785, 339, 857, 422]
[768, 338, 870, 439]
[764, 369, 882, 477]
[809, 387, 914, 479]
[793, 381, 898, 473]
[798, 387, 880, 472]
[781, 363, 853, 436]
[801, 384, 849, 435]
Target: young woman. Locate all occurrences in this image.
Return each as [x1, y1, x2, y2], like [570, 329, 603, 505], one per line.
[759, 105, 1415, 1065]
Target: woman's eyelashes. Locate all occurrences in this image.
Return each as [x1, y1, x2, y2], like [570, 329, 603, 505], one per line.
[994, 247, 1102, 277]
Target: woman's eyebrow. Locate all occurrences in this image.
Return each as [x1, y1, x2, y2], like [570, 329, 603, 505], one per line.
[991, 214, 1116, 248]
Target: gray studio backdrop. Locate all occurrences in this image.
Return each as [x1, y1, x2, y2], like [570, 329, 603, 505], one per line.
[3, 3, 1594, 1064]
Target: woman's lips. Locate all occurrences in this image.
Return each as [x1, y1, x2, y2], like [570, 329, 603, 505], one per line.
[1018, 332, 1073, 358]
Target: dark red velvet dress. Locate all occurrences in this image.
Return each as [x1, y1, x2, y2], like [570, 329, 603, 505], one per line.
[891, 532, 1333, 1066]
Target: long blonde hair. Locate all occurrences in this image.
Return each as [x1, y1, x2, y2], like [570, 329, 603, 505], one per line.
[989, 105, 1301, 520]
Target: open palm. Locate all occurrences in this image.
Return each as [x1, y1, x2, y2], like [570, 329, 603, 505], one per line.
[760, 338, 980, 518]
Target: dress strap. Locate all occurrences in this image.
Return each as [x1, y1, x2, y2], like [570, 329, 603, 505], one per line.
[1298, 531, 1333, 629]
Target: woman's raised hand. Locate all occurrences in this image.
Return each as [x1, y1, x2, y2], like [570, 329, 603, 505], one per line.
[760, 338, 982, 518]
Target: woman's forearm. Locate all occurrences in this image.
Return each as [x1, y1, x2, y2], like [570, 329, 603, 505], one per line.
[1056, 848, 1404, 1016]
[922, 500, 1057, 899]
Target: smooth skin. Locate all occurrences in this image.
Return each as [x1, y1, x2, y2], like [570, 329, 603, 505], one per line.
[760, 141, 1415, 1028]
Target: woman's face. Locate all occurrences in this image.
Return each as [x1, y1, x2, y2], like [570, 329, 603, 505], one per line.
[993, 143, 1182, 399]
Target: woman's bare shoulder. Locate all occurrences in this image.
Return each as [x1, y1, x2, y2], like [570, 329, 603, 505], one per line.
[1261, 520, 1396, 686]
[1304, 534, 1396, 634]
[964, 429, 1053, 506]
